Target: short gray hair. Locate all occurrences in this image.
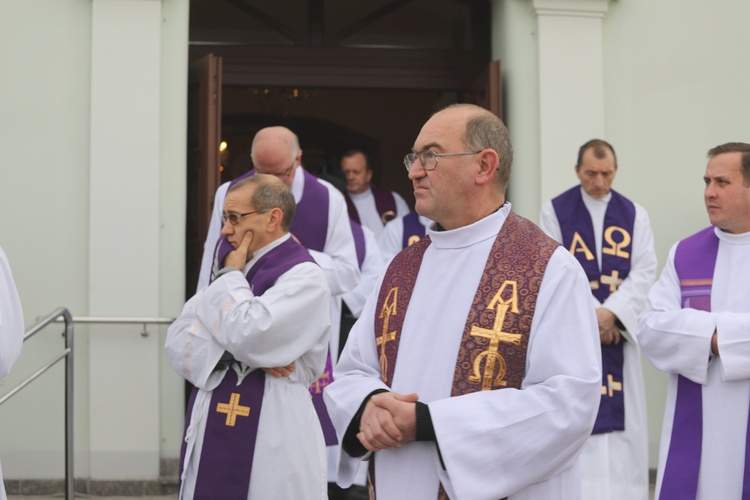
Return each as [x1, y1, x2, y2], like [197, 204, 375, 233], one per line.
[229, 174, 296, 231]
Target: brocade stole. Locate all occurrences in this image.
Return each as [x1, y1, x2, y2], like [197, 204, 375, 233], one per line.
[370, 212, 558, 500]
[346, 185, 398, 226]
[551, 187, 635, 434]
[662, 227, 750, 499]
[180, 237, 315, 498]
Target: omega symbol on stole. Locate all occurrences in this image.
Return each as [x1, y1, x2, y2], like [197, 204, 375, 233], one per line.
[469, 280, 522, 390]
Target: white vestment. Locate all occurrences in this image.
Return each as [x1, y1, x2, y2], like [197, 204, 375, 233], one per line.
[0, 246, 24, 500]
[341, 224, 385, 486]
[377, 214, 432, 264]
[540, 189, 656, 500]
[342, 224, 385, 319]
[325, 205, 602, 500]
[167, 235, 332, 500]
[347, 187, 410, 240]
[638, 227, 750, 500]
[196, 168, 359, 482]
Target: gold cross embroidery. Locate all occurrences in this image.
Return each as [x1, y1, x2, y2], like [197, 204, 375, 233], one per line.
[377, 287, 399, 383]
[600, 270, 623, 293]
[216, 393, 251, 427]
[469, 281, 522, 390]
[601, 373, 623, 397]
[310, 371, 331, 395]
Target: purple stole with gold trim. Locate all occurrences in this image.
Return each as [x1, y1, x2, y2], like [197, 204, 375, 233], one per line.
[551, 187, 635, 434]
[180, 237, 315, 498]
[401, 211, 426, 249]
[371, 212, 558, 499]
[346, 186, 398, 226]
[663, 227, 750, 499]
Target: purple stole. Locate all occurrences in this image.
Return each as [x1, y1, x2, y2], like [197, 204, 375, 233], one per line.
[181, 237, 315, 498]
[551, 187, 635, 434]
[308, 221, 365, 446]
[663, 227, 750, 499]
[350, 220, 366, 268]
[371, 212, 558, 499]
[291, 169, 329, 252]
[401, 211, 426, 249]
[345, 185, 398, 226]
[207, 168, 337, 444]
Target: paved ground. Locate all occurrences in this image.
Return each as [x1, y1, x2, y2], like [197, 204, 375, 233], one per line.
[8, 489, 657, 499]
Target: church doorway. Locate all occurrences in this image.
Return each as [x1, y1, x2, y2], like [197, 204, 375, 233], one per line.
[185, 0, 498, 297]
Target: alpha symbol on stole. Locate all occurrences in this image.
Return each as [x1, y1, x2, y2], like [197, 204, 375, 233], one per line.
[377, 287, 399, 383]
[469, 281, 522, 390]
[216, 393, 251, 426]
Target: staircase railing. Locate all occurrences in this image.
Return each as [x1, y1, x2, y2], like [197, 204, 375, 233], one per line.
[0, 307, 74, 499]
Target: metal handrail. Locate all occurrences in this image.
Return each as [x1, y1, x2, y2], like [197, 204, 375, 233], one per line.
[1, 313, 174, 499]
[54, 316, 175, 336]
[0, 307, 74, 500]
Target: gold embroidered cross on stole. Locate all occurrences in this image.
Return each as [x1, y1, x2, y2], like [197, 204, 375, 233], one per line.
[216, 393, 251, 426]
[310, 371, 331, 395]
[469, 280, 522, 390]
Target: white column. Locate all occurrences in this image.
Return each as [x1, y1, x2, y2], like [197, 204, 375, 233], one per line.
[89, 0, 162, 479]
[531, 0, 610, 202]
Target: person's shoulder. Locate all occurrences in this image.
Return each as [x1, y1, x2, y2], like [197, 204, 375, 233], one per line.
[314, 174, 347, 198]
[551, 185, 580, 201]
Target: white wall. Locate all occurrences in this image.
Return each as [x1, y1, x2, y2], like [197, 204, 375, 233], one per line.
[602, 0, 750, 465]
[0, 0, 188, 480]
[0, 0, 94, 478]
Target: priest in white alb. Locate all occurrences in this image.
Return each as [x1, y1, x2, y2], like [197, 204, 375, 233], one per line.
[638, 142, 750, 500]
[324, 104, 602, 500]
[540, 139, 656, 500]
[167, 174, 331, 499]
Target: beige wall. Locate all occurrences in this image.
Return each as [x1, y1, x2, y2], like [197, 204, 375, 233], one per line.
[0, 0, 188, 479]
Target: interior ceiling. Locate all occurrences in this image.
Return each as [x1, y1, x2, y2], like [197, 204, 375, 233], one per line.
[189, 0, 489, 52]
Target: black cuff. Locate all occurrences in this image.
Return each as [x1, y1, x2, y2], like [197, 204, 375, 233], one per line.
[415, 401, 436, 442]
[342, 389, 389, 458]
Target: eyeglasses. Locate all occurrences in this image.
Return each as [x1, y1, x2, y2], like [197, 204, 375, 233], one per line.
[222, 210, 266, 225]
[255, 160, 296, 179]
[403, 150, 482, 172]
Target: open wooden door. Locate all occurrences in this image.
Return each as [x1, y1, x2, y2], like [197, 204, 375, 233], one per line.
[472, 60, 502, 119]
[186, 54, 222, 298]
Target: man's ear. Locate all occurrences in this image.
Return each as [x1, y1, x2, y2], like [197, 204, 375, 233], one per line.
[267, 207, 283, 232]
[476, 149, 499, 186]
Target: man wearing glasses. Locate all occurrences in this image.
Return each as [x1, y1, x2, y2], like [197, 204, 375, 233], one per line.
[167, 174, 332, 499]
[196, 125, 361, 495]
[325, 103, 602, 499]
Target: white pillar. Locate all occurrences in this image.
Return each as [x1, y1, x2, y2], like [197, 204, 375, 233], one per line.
[531, 0, 610, 202]
[88, 0, 162, 479]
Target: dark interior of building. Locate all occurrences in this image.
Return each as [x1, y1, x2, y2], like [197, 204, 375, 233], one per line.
[185, 0, 496, 295]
